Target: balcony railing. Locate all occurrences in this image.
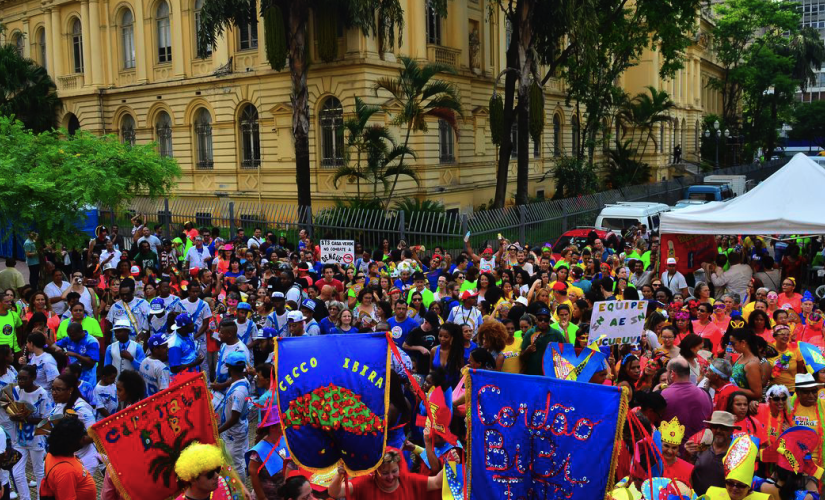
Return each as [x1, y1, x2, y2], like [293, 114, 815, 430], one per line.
[57, 74, 84, 91]
[427, 45, 461, 68]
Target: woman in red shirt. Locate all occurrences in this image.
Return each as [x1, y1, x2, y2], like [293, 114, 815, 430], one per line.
[328, 447, 443, 500]
[40, 417, 97, 500]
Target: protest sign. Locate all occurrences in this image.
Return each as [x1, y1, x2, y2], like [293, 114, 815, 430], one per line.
[274, 332, 390, 476]
[319, 239, 355, 265]
[660, 234, 717, 275]
[466, 370, 628, 499]
[89, 372, 220, 500]
[589, 300, 647, 346]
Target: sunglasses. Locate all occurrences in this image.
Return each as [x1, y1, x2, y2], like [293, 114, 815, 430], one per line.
[204, 467, 222, 480]
[770, 396, 788, 402]
[725, 480, 747, 490]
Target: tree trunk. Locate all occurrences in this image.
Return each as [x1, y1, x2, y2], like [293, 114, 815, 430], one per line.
[385, 124, 413, 208]
[514, 0, 534, 206]
[492, 32, 520, 209]
[289, 1, 312, 213]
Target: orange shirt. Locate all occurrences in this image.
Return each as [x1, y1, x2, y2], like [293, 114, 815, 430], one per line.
[42, 454, 97, 500]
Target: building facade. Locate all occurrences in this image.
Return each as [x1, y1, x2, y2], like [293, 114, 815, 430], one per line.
[0, 0, 724, 211]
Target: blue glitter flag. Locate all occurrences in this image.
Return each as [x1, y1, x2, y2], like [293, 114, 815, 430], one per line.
[466, 370, 628, 499]
[274, 333, 390, 476]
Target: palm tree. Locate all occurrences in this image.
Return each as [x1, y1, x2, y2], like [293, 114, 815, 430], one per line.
[197, 0, 444, 213]
[618, 86, 675, 164]
[374, 56, 463, 207]
[785, 26, 825, 90]
[0, 44, 61, 133]
[334, 97, 384, 199]
[603, 139, 651, 189]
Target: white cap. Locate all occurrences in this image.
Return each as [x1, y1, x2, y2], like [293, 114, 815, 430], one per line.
[113, 319, 132, 330]
[287, 311, 305, 323]
[515, 296, 529, 307]
[666, 258, 677, 265]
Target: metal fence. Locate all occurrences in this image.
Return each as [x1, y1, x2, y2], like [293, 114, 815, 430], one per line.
[102, 159, 787, 254]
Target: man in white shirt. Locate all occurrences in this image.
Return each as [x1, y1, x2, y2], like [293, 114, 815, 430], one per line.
[660, 257, 689, 297]
[139, 334, 171, 396]
[99, 240, 122, 272]
[246, 227, 264, 249]
[135, 226, 163, 256]
[184, 236, 211, 271]
[447, 290, 483, 337]
[106, 281, 150, 338]
[181, 281, 212, 374]
[709, 252, 752, 301]
[44, 268, 70, 316]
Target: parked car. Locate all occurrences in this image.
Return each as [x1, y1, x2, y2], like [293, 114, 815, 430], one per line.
[594, 202, 670, 235]
[674, 199, 710, 209]
[548, 228, 610, 262]
[684, 184, 734, 202]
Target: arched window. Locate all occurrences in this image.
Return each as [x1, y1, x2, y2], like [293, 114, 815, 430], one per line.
[67, 114, 81, 135]
[156, 111, 173, 157]
[37, 28, 47, 67]
[319, 97, 344, 168]
[121, 115, 136, 146]
[194, 0, 212, 58]
[71, 19, 84, 73]
[239, 105, 260, 169]
[571, 115, 580, 158]
[156, 1, 172, 63]
[122, 10, 136, 69]
[438, 119, 454, 164]
[238, 1, 258, 51]
[553, 114, 561, 157]
[194, 108, 213, 169]
[14, 33, 24, 57]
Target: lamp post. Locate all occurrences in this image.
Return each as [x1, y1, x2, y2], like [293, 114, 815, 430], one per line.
[704, 120, 730, 168]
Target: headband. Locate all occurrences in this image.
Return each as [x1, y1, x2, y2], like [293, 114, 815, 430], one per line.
[708, 364, 730, 380]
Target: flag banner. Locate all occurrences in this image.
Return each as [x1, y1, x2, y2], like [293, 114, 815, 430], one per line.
[799, 341, 825, 374]
[466, 370, 628, 499]
[589, 300, 647, 346]
[274, 332, 391, 476]
[543, 343, 607, 383]
[660, 234, 718, 275]
[89, 372, 221, 500]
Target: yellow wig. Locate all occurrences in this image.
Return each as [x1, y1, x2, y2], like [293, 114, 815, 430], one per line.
[174, 442, 224, 482]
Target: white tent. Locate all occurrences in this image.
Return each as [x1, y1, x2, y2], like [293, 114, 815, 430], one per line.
[660, 153, 825, 235]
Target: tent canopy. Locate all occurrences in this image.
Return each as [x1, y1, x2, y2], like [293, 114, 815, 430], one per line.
[660, 154, 825, 235]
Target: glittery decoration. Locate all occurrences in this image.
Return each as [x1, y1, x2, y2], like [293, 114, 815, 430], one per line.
[282, 383, 384, 435]
[723, 436, 750, 475]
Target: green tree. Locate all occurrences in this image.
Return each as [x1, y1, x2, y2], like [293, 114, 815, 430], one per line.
[617, 86, 676, 165]
[0, 116, 180, 246]
[334, 97, 387, 200]
[550, 155, 599, 199]
[373, 56, 463, 207]
[603, 139, 651, 189]
[788, 100, 825, 151]
[197, 0, 445, 214]
[0, 44, 61, 132]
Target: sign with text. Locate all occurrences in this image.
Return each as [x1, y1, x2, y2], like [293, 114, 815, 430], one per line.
[274, 333, 390, 476]
[319, 239, 355, 265]
[466, 370, 627, 499]
[589, 300, 647, 346]
[89, 372, 219, 500]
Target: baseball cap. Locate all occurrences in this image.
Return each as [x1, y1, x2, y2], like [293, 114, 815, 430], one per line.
[237, 302, 252, 312]
[261, 327, 277, 338]
[172, 312, 194, 331]
[666, 258, 677, 265]
[552, 281, 568, 292]
[148, 334, 169, 349]
[245, 264, 256, 272]
[113, 319, 132, 331]
[541, 244, 552, 252]
[223, 243, 234, 251]
[225, 351, 247, 368]
[297, 263, 310, 272]
[271, 291, 285, 300]
[130, 265, 141, 277]
[515, 296, 529, 307]
[149, 298, 165, 316]
[301, 299, 316, 311]
[535, 307, 551, 318]
[412, 271, 426, 282]
[189, 267, 200, 276]
[460, 290, 479, 300]
[287, 311, 305, 323]
[236, 276, 248, 284]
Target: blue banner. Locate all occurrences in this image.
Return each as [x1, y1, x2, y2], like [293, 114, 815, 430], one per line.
[467, 370, 628, 499]
[274, 333, 390, 476]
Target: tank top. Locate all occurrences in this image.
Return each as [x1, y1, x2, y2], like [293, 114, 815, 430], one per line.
[500, 339, 521, 374]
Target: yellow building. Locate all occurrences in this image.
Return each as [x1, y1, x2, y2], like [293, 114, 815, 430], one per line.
[0, 0, 724, 211]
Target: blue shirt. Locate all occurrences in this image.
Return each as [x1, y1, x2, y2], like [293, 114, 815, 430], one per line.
[387, 316, 418, 347]
[56, 334, 99, 387]
[318, 317, 336, 335]
[168, 332, 198, 371]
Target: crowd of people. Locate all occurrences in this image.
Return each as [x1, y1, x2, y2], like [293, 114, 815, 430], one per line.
[0, 216, 822, 500]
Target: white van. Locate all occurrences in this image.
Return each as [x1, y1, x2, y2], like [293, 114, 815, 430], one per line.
[594, 202, 671, 234]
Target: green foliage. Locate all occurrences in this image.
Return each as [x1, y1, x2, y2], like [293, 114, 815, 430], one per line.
[374, 56, 463, 206]
[788, 101, 825, 151]
[316, 4, 338, 63]
[617, 86, 675, 163]
[331, 196, 384, 211]
[0, 116, 180, 247]
[489, 93, 504, 146]
[603, 139, 651, 189]
[0, 44, 61, 133]
[551, 155, 599, 199]
[392, 198, 445, 215]
[263, 6, 287, 71]
[528, 81, 545, 145]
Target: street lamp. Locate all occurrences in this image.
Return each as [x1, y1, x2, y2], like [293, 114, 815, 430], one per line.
[704, 121, 730, 168]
